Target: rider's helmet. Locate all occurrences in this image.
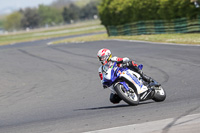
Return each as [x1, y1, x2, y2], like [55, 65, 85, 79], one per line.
[97, 48, 112, 65]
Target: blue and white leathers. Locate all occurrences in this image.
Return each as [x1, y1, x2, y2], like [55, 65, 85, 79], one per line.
[101, 61, 166, 105]
[102, 61, 148, 95]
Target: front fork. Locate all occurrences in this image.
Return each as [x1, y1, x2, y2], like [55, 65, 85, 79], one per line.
[119, 82, 130, 91]
[112, 82, 130, 92]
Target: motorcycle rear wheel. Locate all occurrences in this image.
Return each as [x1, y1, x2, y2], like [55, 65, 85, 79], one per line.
[114, 83, 139, 106]
[152, 86, 166, 102]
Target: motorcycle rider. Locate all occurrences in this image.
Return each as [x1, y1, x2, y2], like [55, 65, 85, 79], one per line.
[97, 48, 160, 104]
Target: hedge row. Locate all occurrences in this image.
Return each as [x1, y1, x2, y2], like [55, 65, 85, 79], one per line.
[107, 16, 200, 36]
[98, 0, 200, 26]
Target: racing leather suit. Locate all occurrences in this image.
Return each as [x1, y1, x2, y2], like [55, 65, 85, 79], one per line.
[98, 56, 153, 84]
[98, 56, 153, 104]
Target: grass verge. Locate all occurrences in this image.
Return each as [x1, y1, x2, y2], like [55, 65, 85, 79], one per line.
[52, 33, 200, 45]
[1, 19, 200, 46]
[51, 33, 108, 44]
[0, 20, 105, 46]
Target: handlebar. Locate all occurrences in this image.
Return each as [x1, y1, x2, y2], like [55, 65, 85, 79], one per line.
[116, 60, 123, 64]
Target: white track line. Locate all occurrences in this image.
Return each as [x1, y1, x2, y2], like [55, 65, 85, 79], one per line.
[48, 39, 200, 46]
[84, 113, 200, 133]
[108, 39, 200, 47]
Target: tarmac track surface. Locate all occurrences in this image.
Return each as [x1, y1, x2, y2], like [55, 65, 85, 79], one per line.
[0, 36, 200, 133]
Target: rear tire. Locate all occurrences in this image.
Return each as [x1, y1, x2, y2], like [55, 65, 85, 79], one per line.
[114, 83, 139, 106]
[152, 86, 166, 102]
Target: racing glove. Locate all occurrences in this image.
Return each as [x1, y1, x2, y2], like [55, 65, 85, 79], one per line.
[103, 85, 108, 89]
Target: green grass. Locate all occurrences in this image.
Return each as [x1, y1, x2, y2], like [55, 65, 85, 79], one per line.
[51, 33, 108, 44]
[0, 20, 106, 45]
[1, 19, 200, 46]
[51, 33, 200, 45]
[111, 34, 200, 45]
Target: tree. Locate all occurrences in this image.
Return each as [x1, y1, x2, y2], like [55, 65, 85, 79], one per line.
[62, 3, 80, 23]
[98, 0, 138, 26]
[0, 17, 5, 28]
[98, 0, 200, 26]
[20, 8, 40, 29]
[51, 0, 73, 8]
[4, 12, 22, 31]
[38, 5, 64, 26]
[62, 7, 71, 23]
[80, 1, 99, 20]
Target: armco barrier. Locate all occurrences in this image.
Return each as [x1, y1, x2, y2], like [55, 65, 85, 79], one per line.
[107, 17, 200, 36]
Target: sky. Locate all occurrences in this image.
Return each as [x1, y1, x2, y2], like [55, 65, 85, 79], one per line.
[0, 0, 55, 15]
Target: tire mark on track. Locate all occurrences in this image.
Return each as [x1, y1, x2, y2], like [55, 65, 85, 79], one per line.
[149, 65, 169, 84]
[148, 55, 200, 68]
[54, 64, 68, 75]
[49, 46, 100, 67]
[162, 105, 200, 133]
[49, 46, 96, 59]
[138, 61, 169, 84]
[49, 47, 104, 67]
[0, 84, 38, 107]
[138, 57, 170, 84]
[18, 49, 90, 72]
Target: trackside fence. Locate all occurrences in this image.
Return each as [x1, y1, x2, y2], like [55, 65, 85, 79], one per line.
[106, 16, 200, 36]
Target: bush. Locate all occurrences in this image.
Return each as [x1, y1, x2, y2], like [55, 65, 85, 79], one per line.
[98, 0, 200, 26]
[4, 12, 22, 31]
[38, 5, 63, 26]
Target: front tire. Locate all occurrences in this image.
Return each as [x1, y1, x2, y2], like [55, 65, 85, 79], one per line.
[114, 83, 139, 106]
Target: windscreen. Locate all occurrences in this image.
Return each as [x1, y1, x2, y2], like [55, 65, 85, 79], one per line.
[102, 62, 114, 73]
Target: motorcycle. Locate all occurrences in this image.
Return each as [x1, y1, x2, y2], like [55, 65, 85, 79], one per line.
[102, 61, 166, 105]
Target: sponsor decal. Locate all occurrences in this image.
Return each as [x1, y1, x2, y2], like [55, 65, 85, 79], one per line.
[126, 71, 143, 88]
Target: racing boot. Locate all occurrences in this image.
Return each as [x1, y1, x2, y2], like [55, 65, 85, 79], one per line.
[138, 70, 152, 82]
[110, 93, 122, 104]
[127, 62, 161, 87]
[149, 80, 161, 87]
[138, 70, 161, 87]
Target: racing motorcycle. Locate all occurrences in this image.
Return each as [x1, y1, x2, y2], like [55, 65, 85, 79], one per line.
[102, 61, 166, 105]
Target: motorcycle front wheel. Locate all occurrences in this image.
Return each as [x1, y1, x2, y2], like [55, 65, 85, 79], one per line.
[114, 83, 139, 106]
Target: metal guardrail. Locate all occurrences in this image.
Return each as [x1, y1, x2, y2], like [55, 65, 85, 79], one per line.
[107, 16, 200, 36]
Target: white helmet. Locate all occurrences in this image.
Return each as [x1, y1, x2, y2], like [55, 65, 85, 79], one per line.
[97, 48, 112, 65]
